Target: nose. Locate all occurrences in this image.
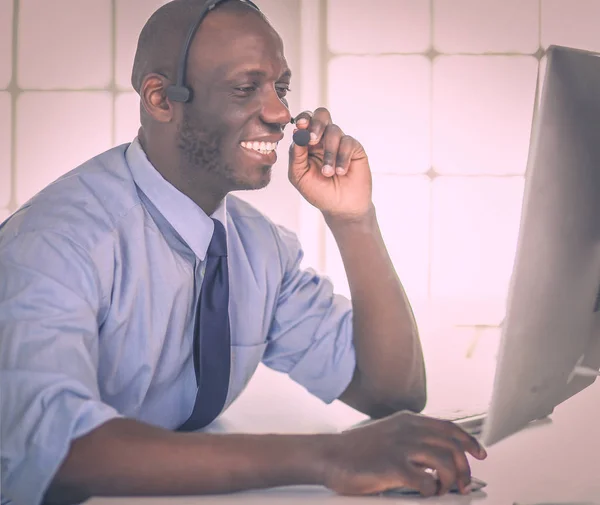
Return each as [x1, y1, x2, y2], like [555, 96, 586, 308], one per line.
[260, 87, 292, 126]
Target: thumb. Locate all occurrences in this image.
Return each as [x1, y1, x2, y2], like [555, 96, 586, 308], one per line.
[288, 130, 310, 181]
[397, 466, 438, 498]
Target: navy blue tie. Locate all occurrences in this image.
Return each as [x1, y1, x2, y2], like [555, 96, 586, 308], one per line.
[178, 218, 231, 431]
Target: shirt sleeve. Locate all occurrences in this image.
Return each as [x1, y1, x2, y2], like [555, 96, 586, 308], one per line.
[0, 230, 122, 505]
[261, 224, 356, 404]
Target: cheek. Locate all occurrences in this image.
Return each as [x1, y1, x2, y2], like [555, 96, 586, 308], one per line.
[199, 96, 262, 144]
[229, 109, 258, 133]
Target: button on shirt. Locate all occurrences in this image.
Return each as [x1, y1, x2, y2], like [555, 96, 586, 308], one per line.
[0, 139, 356, 505]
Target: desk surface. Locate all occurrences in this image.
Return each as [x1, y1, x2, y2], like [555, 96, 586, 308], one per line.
[88, 368, 600, 505]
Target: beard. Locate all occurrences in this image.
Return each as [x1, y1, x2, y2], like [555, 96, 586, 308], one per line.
[177, 108, 231, 175]
[176, 109, 271, 191]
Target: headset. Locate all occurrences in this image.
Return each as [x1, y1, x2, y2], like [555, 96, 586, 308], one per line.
[166, 0, 261, 103]
[165, 0, 310, 145]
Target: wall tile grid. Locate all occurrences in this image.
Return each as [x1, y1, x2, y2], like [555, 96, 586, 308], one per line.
[324, 0, 600, 326]
[1, 0, 170, 214]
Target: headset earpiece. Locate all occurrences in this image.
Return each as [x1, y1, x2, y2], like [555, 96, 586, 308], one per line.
[170, 0, 260, 104]
[166, 85, 192, 103]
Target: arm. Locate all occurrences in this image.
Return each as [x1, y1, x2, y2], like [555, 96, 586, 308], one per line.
[259, 215, 423, 418]
[48, 408, 487, 504]
[327, 206, 427, 417]
[287, 108, 426, 418]
[45, 419, 329, 504]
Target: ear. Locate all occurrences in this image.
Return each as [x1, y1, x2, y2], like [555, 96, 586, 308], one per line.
[140, 73, 175, 123]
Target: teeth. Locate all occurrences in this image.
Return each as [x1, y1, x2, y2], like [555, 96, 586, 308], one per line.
[241, 141, 278, 154]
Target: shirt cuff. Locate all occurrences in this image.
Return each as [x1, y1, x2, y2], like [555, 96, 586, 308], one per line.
[6, 396, 122, 505]
[289, 336, 357, 404]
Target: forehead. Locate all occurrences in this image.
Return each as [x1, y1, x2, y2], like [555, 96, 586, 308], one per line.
[188, 7, 290, 81]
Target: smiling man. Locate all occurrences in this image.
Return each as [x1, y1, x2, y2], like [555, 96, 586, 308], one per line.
[0, 1, 486, 504]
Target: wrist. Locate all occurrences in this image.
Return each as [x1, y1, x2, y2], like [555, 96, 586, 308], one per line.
[317, 433, 345, 488]
[262, 433, 340, 487]
[323, 203, 377, 232]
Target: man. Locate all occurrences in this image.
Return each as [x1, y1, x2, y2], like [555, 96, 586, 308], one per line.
[0, 1, 487, 504]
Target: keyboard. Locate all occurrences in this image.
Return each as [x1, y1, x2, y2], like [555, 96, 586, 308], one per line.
[346, 407, 488, 435]
[426, 407, 488, 436]
[384, 475, 487, 496]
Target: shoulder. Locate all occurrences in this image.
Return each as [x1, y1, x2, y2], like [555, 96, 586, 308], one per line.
[0, 143, 142, 254]
[226, 194, 303, 264]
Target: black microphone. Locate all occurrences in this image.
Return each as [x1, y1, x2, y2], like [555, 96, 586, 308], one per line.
[292, 128, 310, 147]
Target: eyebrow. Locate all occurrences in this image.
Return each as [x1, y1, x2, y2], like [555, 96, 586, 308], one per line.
[230, 68, 292, 80]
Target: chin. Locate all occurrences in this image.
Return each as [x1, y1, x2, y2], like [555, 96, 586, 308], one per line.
[233, 165, 272, 191]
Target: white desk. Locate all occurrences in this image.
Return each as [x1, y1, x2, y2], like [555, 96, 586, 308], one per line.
[88, 369, 600, 505]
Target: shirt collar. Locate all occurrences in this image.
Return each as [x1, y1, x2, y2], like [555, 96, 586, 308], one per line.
[125, 137, 227, 261]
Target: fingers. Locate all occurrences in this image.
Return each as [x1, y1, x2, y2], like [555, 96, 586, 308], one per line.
[293, 107, 331, 145]
[321, 124, 343, 177]
[291, 109, 360, 178]
[410, 447, 461, 496]
[417, 416, 487, 460]
[321, 126, 362, 177]
[288, 132, 310, 173]
[385, 413, 486, 496]
[415, 436, 472, 494]
[328, 413, 486, 498]
[334, 136, 355, 176]
[439, 437, 472, 493]
[288, 109, 320, 173]
[406, 417, 486, 495]
[392, 464, 438, 498]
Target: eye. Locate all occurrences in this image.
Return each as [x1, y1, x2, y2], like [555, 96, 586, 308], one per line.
[234, 85, 257, 94]
[276, 84, 292, 97]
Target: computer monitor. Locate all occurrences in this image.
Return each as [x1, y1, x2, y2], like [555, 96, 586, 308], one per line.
[480, 45, 600, 446]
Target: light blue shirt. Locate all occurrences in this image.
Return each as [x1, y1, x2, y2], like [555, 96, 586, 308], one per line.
[0, 139, 356, 505]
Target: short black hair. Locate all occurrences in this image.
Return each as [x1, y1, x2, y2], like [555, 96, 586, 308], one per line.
[131, 0, 267, 94]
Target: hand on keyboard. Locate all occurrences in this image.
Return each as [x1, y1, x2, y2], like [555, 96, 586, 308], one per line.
[326, 411, 488, 497]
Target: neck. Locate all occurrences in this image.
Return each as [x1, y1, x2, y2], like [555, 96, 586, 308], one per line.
[139, 131, 226, 216]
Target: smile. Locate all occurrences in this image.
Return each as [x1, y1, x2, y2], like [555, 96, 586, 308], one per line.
[240, 141, 278, 155]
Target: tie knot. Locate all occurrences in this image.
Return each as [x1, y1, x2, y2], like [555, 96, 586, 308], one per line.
[207, 219, 227, 257]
